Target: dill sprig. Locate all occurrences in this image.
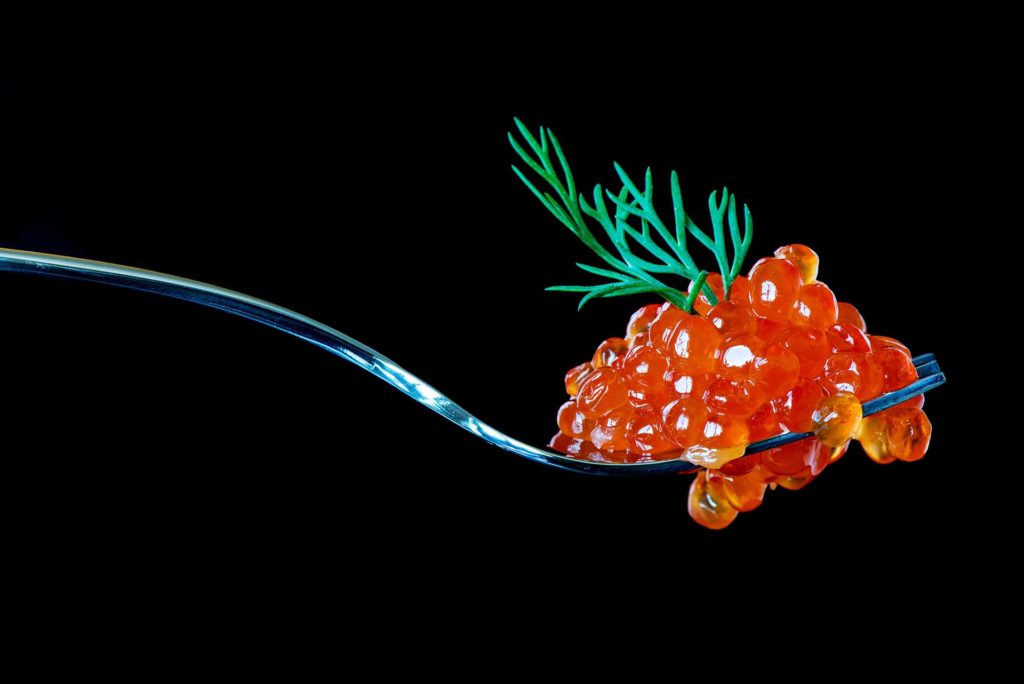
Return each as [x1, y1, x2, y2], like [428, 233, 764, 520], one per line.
[509, 118, 753, 311]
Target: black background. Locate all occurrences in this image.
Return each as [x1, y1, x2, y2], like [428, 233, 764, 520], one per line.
[1, 58, 995, 617]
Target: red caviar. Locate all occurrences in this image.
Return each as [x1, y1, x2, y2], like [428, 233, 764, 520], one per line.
[548, 245, 934, 529]
[837, 302, 866, 331]
[749, 258, 803, 321]
[774, 244, 819, 284]
[792, 282, 838, 329]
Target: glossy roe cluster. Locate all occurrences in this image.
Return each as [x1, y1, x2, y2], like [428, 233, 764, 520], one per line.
[550, 244, 932, 529]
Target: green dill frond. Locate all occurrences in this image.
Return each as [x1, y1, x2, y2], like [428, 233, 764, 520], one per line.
[510, 118, 753, 311]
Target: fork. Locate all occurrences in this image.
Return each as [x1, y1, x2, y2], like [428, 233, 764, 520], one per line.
[0, 247, 945, 476]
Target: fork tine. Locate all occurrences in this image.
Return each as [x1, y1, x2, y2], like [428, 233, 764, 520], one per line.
[745, 361, 946, 456]
[862, 371, 946, 415]
[912, 352, 935, 366]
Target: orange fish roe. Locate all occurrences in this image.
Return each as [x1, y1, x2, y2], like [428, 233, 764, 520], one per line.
[549, 245, 934, 529]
